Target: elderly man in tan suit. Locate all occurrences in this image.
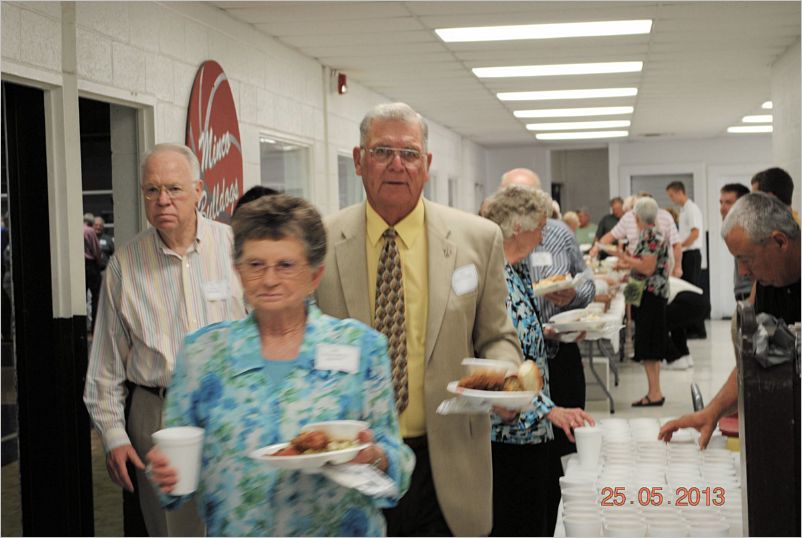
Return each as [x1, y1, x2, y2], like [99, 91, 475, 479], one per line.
[316, 102, 522, 536]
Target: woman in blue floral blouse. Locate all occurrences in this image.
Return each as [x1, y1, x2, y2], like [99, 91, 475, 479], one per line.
[147, 194, 414, 536]
[617, 196, 670, 407]
[481, 185, 594, 536]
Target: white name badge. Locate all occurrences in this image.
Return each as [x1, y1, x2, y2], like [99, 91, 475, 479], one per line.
[203, 280, 230, 301]
[452, 263, 478, 296]
[530, 251, 554, 267]
[315, 344, 360, 374]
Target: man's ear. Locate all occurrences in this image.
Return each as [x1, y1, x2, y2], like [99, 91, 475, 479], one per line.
[353, 147, 363, 177]
[770, 230, 790, 250]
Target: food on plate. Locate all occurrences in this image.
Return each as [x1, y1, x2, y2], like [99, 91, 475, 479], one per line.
[457, 362, 542, 393]
[271, 430, 358, 456]
[532, 273, 571, 292]
[517, 361, 543, 393]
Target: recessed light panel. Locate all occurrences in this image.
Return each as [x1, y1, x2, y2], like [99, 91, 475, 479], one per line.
[727, 126, 773, 133]
[436, 20, 653, 43]
[536, 131, 629, 140]
[742, 115, 772, 123]
[762, 101, 773, 109]
[514, 106, 634, 118]
[498, 88, 638, 101]
[473, 61, 643, 78]
[526, 120, 631, 131]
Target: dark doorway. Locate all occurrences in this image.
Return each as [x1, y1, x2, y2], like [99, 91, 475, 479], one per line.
[1, 81, 94, 535]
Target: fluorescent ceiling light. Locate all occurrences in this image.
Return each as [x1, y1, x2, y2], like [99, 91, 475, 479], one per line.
[727, 126, 773, 134]
[742, 115, 772, 123]
[436, 20, 652, 42]
[515, 106, 634, 118]
[526, 120, 631, 131]
[536, 131, 629, 140]
[473, 61, 643, 78]
[762, 101, 773, 109]
[498, 88, 637, 101]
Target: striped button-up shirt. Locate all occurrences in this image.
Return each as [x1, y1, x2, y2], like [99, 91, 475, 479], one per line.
[610, 209, 680, 253]
[84, 213, 245, 451]
[529, 219, 595, 359]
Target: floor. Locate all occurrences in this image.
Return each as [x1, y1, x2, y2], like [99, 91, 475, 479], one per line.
[1, 320, 733, 536]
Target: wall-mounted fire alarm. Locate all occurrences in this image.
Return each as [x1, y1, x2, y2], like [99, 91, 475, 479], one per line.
[337, 72, 348, 94]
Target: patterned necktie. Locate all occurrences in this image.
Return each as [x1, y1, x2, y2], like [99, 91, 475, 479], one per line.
[374, 228, 409, 413]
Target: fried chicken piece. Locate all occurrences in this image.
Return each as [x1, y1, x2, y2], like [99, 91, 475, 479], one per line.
[291, 430, 330, 452]
[502, 375, 524, 392]
[458, 372, 506, 391]
[273, 445, 301, 456]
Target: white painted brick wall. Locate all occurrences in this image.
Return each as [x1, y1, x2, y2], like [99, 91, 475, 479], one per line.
[128, 3, 159, 53]
[76, 28, 112, 83]
[76, 2, 129, 42]
[112, 42, 146, 93]
[21, 9, 61, 71]
[771, 39, 801, 195]
[2, 3, 21, 61]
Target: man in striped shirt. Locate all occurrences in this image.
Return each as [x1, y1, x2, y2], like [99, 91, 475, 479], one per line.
[84, 144, 245, 536]
[499, 168, 595, 535]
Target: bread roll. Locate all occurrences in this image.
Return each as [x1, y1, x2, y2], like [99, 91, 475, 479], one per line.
[518, 361, 543, 393]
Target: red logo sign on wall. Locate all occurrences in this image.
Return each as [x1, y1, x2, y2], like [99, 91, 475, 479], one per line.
[186, 60, 243, 222]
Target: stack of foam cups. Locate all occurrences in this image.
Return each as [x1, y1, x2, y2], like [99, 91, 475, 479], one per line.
[559, 417, 743, 537]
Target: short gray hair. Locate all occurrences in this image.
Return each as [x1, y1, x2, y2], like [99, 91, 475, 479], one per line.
[722, 191, 800, 242]
[83, 213, 94, 225]
[481, 185, 552, 240]
[359, 103, 428, 153]
[633, 197, 658, 225]
[230, 193, 327, 267]
[141, 143, 201, 183]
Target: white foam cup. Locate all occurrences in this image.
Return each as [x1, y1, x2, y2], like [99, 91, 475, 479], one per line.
[647, 521, 688, 537]
[564, 515, 603, 537]
[688, 521, 730, 537]
[604, 520, 647, 537]
[574, 426, 603, 469]
[151, 426, 205, 495]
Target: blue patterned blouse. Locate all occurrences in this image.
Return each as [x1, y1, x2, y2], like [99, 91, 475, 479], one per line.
[491, 260, 555, 445]
[160, 304, 414, 536]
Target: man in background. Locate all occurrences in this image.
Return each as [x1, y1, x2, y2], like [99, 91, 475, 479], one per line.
[751, 166, 800, 224]
[84, 143, 245, 537]
[720, 183, 752, 301]
[93, 216, 115, 272]
[666, 181, 707, 338]
[84, 212, 102, 333]
[575, 207, 597, 246]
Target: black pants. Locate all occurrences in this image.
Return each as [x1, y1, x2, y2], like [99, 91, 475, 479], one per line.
[490, 441, 550, 537]
[666, 292, 708, 360]
[384, 436, 451, 537]
[122, 381, 149, 537]
[681, 249, 702, 287]
[85, 260, 101, 332]
[545, 342, 585, 535]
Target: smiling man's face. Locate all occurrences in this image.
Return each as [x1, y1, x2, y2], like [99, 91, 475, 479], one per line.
[353, 118, 432, 225]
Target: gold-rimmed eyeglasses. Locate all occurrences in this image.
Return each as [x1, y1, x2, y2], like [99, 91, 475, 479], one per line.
[363, 146, 423, 164]
[141, 184, 190, 201]
[238, 259, 309, 280]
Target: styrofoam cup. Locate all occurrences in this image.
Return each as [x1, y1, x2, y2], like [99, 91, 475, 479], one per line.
[604, 520, 647, 537]
[564, 515, 603, 537]
[152, 426, 205, 495]
[575, 426, 603, 469]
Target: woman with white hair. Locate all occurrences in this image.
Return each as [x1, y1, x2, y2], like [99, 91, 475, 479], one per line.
[481, 185, 594, 535]
[617, 197, 671, 406]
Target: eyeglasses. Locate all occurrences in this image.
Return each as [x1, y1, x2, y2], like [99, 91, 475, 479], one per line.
[238, 259, 309, 280]
[363, 146, 423, 164]
[142, 184, 190, 201]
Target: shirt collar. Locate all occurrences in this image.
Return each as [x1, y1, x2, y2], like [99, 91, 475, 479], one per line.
[153, 210, 205, 256]
[365, 198, 424, 250]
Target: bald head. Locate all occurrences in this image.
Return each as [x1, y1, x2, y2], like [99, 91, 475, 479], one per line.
[500, 168, 542, 190]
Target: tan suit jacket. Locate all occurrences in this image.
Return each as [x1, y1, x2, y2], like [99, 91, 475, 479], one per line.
[316, 199, 523, 536]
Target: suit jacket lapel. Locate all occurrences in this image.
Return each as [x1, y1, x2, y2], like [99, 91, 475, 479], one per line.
[424, 200, 457, 364]
[334, 205, 372, 324]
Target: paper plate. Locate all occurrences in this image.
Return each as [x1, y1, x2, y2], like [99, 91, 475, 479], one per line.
[446, 381, 535, 410]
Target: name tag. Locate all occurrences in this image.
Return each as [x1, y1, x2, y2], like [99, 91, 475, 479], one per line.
[452, 263, 478, 296]
[203, 280, 230, 301]
[315, 344, 360, 374]
[530, 251, 554, 267]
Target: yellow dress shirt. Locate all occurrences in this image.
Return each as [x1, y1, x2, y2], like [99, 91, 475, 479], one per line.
[366, 199, 428, 438]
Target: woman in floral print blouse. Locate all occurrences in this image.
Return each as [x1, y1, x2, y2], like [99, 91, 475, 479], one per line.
[481, 185, 593, 536]
[147, 194, 414, 536]
[617, 196, 671, 407]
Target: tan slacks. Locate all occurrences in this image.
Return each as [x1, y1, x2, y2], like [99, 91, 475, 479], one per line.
[128, 386, 205, 537]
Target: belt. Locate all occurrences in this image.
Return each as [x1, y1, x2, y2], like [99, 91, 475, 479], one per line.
[403, 435, 427, 451]
[134, 383, 168, 398]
